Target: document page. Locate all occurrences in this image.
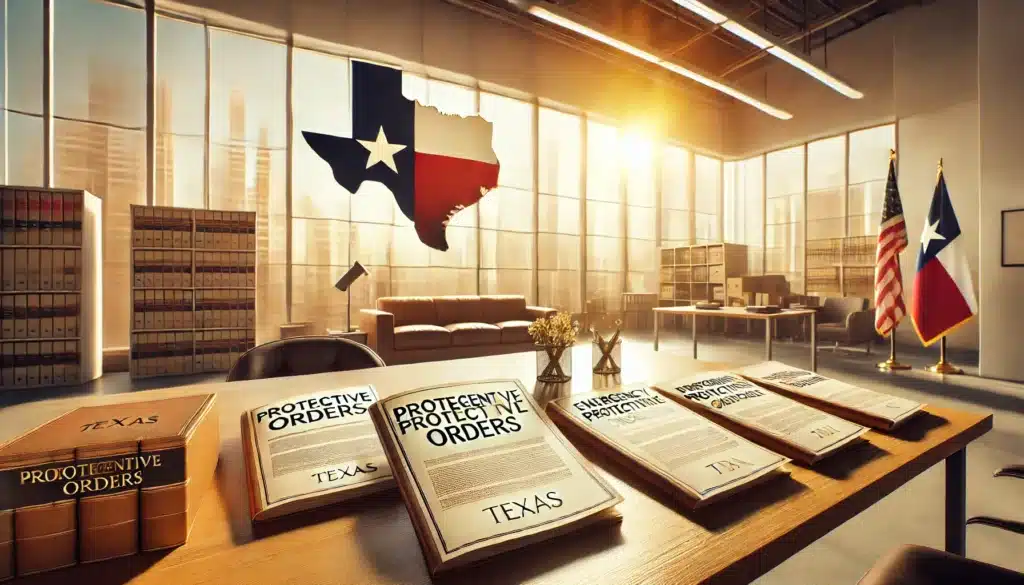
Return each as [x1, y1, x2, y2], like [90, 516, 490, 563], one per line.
[654, 372, 867, 457]
[249, 386, 392, 506]
[738, 361, 923, 426]
[552, 385, 788, 501]
[375, 379, 620, 562]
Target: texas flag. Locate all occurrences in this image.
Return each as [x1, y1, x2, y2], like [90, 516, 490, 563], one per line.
[909, 164, 977, 346]
[303, 60, 499, 251]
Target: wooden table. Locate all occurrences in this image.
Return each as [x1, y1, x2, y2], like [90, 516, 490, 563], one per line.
[0, 344, 991, 585]
[654, 306, 819, 370]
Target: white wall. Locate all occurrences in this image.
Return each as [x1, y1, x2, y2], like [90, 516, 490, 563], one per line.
[725, 0, 983, 355]
[159, 0, 727, 153]
[978, 0, 1024, 382]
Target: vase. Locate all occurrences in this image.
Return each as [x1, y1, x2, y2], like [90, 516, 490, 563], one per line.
[536, 344, 572, 383]
[592, 338, 622, 375]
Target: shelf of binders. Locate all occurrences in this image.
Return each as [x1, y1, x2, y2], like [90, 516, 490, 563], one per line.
[0, 186, 103, 390]
[130, 205, 257, 379]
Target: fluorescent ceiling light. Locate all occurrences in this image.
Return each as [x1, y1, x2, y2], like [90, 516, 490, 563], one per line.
[767, 47, 864, 99]
[527, 5, 792, 120]
[720, 22, 772, 50]
[667, 0, 864, 99]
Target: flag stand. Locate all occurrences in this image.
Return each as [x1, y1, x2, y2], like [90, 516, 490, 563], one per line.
[925, 336, 964, 375]
[877, 331, 911, 371]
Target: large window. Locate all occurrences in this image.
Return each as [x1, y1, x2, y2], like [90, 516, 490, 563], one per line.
[624, 133, 657, 294]
[5, 0, 45, 186]
[694, 154, 721, 243]
[848, 124, 895, 236]
[807, 135, 846, 240]
[291, 48, 353, 333]
[209, 29, 288, 342]
[479, 92, 535, 300]
[53, 0, 146, 350]
[537, 107, 582, 313]
[724, 156, 764, 275]
[155, 15, 206, 209]
[661, 145, 691, 248]
[585, 119, 623, 314]
[766, 145, 805, 293]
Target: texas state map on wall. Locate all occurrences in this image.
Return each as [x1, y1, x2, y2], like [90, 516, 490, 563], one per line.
[303, 60, 500, 251]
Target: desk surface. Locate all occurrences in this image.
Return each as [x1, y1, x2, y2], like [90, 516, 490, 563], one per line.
[655, 306, 816, 320]
[1, 343, 991, 585]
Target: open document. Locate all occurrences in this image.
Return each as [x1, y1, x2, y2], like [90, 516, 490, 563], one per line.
[737, 361, 924, 430]
[369, 379, 621, 574]
[653, 371, 868, 464]
[548, 385, 789, 507]
[241, 386, 394, 522]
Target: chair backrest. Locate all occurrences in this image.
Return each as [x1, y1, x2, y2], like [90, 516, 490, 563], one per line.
[225, 336, 385, 382]
[821, 296, 868, 323]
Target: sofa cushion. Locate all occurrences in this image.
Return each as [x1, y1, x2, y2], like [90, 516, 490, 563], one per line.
[393, 324, 450, 350]
[496, 320, 533, 344]
[445, 322, 501, 347]
[820, 296, 867, 324]
[434, 296, 483, 326]
[378, 297, 437, 327]
[479, 295, 527, 324]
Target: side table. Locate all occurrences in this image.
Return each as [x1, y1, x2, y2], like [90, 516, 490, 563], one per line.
[326, 329, 369, 345]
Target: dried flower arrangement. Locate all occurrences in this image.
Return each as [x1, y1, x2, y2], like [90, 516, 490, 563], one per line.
[528, 312, 581, 347]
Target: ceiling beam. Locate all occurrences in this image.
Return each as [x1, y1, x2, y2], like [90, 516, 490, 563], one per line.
[667, 5, 764, 56]
[637, 0, 748, 53]
[720, 0, 879, 77]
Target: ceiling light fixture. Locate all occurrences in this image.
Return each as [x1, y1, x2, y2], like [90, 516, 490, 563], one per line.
[527, 5, 792, 120]
[667, 0, 863, 99]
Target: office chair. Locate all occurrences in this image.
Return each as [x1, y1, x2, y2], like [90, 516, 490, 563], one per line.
[859, 464, 1024, 584]
[225, 336, 385, 382]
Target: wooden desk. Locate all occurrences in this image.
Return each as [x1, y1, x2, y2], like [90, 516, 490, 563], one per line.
[0, 344, 990, 585]
[654, 306, 819, 370]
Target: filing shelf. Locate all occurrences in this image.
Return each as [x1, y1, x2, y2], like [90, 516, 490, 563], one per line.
[0, 186, 102, 390]
[130, 204, 257, 379]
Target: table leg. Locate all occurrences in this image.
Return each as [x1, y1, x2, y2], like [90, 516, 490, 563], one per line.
[654, 311, 660, 352]
[945, 448, 967, 556]
[810, 312, 817, 372]
[764, 319, 773, 360]
[692, 316, 698, 360]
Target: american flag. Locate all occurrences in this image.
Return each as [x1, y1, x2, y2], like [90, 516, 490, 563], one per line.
[874, 150, 908, 337]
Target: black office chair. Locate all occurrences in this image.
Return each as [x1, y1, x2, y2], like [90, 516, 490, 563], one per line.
[225, 336, 385, 382]
[966, 464, 1024, 536]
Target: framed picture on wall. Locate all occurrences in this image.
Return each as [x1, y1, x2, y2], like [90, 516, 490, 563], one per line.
[1002, 208, 1024, 266]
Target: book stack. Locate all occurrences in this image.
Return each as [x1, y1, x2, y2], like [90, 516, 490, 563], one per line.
[130, 205, 257, 379]
[0, 394, 219, 579]
[0, 186, 102, 390]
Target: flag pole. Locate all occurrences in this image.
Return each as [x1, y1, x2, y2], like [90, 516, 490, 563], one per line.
[926, 336, 964, 375]
[877, 331, 911, 370]
[877, 149, 911, 371]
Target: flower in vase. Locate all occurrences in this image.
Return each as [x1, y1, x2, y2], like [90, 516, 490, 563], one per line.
[528, 312, 581, 347]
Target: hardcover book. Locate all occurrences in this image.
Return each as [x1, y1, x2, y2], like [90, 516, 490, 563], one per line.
[547, 385, 790, 508]
[368, 379, 622, 575]
[241, 386, 395, 523]
[737, 361, 924, 431]
[0, 394, 219, 579]
[652, 372, 868, 464]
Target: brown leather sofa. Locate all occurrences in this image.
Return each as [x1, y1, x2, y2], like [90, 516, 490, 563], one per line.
[359, 295, 556, 365]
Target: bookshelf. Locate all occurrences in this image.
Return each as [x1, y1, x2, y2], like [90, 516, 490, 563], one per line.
[0, 186, 103, 390]
[130, 205, 257, 379]
[806, 235, 875, 299]
[658, 242, 748, 329]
